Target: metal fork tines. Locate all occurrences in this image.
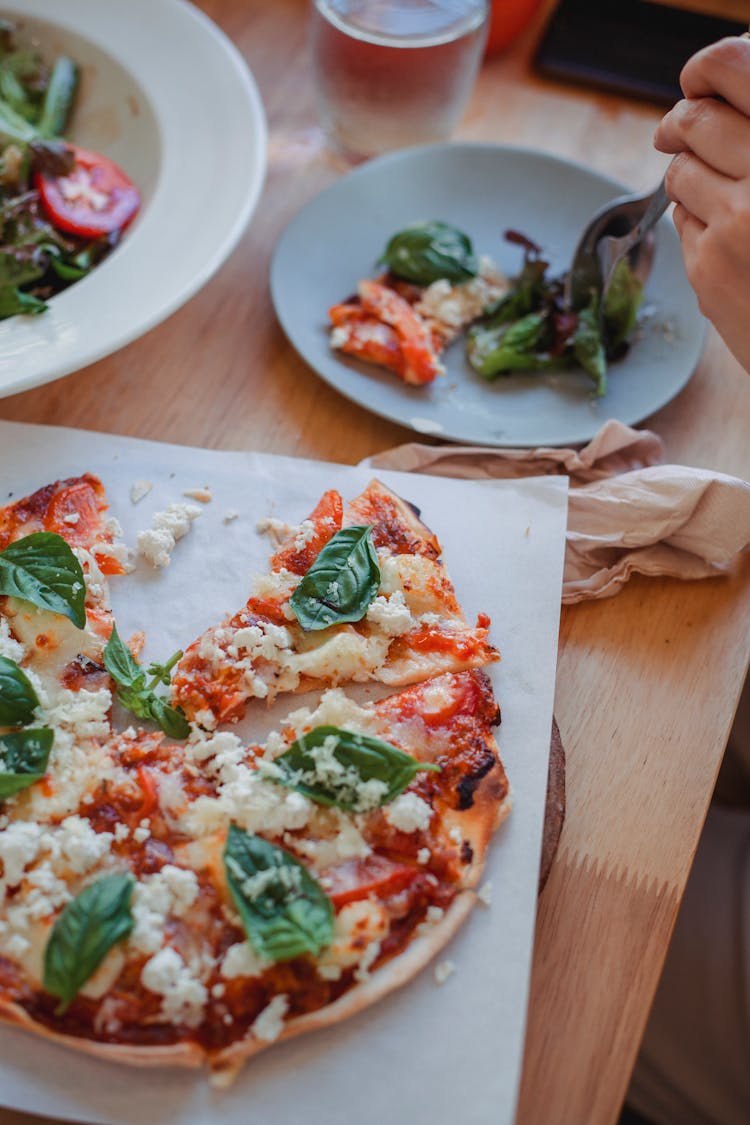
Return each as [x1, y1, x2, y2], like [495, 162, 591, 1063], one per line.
[564, 178, 670, 311]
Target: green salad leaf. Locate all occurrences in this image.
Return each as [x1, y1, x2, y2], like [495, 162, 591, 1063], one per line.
[467, 312, 549, 378]
[0, 727, 53, 798]
[573, 298, 607, 396]
[223, 825, 334, 962]
[0, 532, 86, 628]
[603, 257, 644, 350]
[43, 873, 134, 1014]
[267, 724, 440, 811]
[380, 221, 478, 286]
[289, 524, 380, 631]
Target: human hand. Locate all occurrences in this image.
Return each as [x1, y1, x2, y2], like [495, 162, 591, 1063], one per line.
[654, 36, 750, 372]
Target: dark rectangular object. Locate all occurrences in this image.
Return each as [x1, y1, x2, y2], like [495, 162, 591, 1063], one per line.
[534, 0, 748, 105]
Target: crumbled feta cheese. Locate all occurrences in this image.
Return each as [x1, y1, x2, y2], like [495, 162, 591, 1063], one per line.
[434, 959, 456, 985]
[385, 792, 433, 833]
[223, 510, 239, 524]
[477, 881, 493, 907]
[137, 503, 201, 568]
[417, 847, 431, 865]
[130, 866, 200, 954]
[0, 617, 24, 662]
[141, 947, 208, 1028]
[220, 942, 269, 980]
[365, 590, 414, 637]
[62, 511, 80, 525]
[130, 479, 153, 504]
[251, 994, 288, 1042]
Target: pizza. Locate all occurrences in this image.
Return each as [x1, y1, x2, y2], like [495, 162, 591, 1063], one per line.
[327, 220, 509, 386]
[0, 472, 509, 1084]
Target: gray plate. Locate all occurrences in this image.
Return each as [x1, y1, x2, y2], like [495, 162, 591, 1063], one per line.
[270, 143, 704, 447]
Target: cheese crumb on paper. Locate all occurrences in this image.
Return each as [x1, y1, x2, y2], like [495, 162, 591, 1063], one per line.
[137, 503, 201, 568]
[477, 881, 493, 907]
[434, 960, 456, 985]
[130, 480, 153, 505]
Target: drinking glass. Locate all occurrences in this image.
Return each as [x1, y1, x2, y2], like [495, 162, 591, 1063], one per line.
[310, 0, 489, 161]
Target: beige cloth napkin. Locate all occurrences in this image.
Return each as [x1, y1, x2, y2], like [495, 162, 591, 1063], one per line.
[364, 420, 750, 604]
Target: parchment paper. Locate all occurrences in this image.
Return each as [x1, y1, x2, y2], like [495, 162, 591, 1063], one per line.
[0, 419, 568, 1125]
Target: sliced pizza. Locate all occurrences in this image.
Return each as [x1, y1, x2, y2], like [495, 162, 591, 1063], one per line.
[0, 669, 507, 1077]
[0, 471, 510, 1084]
[328, 258, 508, 386]
[171, 480, 498, 727]
[0, 474, 131, 684]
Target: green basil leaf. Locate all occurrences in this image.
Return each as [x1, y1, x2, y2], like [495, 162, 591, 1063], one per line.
[43, 872, 134, 1014]
[104, 626, 189, 739]
[223, 824, 333, 962]
[0, 727, 53, 798]
[0, 532, 86, 628]
[380, 221, 478, 285]
[103, 624, 142, 688]
[289, 525, 380, 631]
[0, 654, 40, 727]
[269, 724, 440, 811]
[144, 695, 190, 741]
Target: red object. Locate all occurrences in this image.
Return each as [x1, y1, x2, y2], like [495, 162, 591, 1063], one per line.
[485, 0, 544, 56]
[326, 856, 419, 908]
[36, 144, 140, 238]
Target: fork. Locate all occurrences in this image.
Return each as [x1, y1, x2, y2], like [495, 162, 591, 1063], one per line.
[563, 178, 669, 311]
[565, 26, 750, 312]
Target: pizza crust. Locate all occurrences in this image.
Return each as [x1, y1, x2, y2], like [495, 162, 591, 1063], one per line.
[209, 889, 478, 1084]
[0, 995, 204, 1068]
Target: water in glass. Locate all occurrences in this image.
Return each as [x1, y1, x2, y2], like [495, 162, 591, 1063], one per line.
[311, 0, 488, 160]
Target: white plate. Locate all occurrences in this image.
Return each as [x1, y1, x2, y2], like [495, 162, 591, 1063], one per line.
[271, 143, 705, 447]
[0, 0, 266, 396]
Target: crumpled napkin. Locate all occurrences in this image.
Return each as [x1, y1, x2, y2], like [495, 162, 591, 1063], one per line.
[363, 420, 750, 604]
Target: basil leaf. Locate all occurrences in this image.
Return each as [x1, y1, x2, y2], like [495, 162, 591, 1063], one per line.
[104, 626, 189, 739]
[0, 654, 40, 727]
[103, 624, 142, 688]
[223, 824, 333, 962]
[290, 525, 380, 631]
[269, 724, 440, 811]
[380, 221, 478, 286]
[0, 532, 86, 628]
[43, 872, 134, 1015]
[144, 695, 190, 741]
[0, 728, 53, 798]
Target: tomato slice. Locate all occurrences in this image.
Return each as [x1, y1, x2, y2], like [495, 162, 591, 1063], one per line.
[324, 856, 419, 908]
[35, 144, 140, 238]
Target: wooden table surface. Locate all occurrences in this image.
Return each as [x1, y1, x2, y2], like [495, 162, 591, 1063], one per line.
[2, 2, 750, 1123]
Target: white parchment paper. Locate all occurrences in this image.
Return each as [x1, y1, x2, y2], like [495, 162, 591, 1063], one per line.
[0, 420, 568, 1125]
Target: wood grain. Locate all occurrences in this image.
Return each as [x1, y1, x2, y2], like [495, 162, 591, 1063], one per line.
[1, 3, 750, 1124]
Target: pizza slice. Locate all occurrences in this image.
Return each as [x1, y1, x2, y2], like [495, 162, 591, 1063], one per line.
[0, 474, 131, 684]
[0, 475, 134, 822]
[328, 258, 508, 386]
[171, 480, 498, 727]
[0, 669, 508, 1078]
